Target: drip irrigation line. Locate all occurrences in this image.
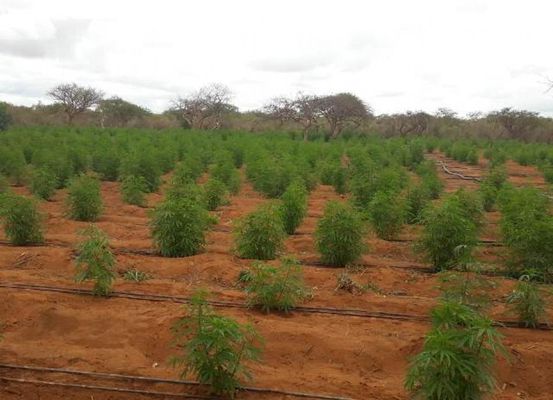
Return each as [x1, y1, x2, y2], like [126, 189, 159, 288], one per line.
[0, 363, 354, 400]
[0, 282, 550, 330]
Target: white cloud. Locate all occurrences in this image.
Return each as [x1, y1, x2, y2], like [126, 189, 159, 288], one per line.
[0, 0, 552, 116]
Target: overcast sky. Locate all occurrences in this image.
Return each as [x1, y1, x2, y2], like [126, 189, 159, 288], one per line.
[1, 0, 552, 116]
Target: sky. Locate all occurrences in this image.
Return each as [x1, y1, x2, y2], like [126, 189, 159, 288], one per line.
[1, 0, 552, 116]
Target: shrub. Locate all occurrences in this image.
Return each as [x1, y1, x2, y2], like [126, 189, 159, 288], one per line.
[0, 174, 9, 194]
[0, 193, 44, 245]
[438, 265, 496, 310]
[332, 167, 348, 195]
[120, 152, 162, 192]
[233, 203, 286, 260]
[121, 175, 147, 207]
[478, 181, 498, 212]
[243, 257, 307, 313]
[166, 182, 205, 204]
[405, 300, 505, 400]
[74, 225, 116, 296]
[279, 180, 307, 235]
[507, 275, 546, 328]
[203, 178, 228, 211]
[66, 175, 103, 221]
[368, 191, 405, 240]
[417, 161, 443, 200]
[417, 197, 478, 271]
[123, 268, 151, 282]
[315, 201, 365, 266]
[405, 184, 430, 224]
[171, 290, 263, 398]
[212, 157, 241, 195]
[150, 198, 211, 257]
[0, 102, 11, 131]
[451, 188, 484, 229]
[30, 167, 58, 200]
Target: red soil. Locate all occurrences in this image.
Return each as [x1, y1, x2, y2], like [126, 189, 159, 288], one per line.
[0, 162, 552, 400]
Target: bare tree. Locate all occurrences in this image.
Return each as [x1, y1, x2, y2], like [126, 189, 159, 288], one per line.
[263, 93, 321, 140]
[47, 83, 104, 124]
[391, 111, 430, 136]
[318, 93, 371, 138]
[172, 83, 235, 129]
[263, 97, 296, 127]
[487, 107, 540, 140]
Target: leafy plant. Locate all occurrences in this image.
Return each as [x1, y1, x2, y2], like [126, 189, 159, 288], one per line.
[507, 275, 546, 328]
[368, 190, 405, 240]
[243, 257, 307, 313]
[0, 193, 44, 245]
[315, 201, 366, 266]
[121, 175, 148, 207]
[66, 174, 103, 221]
[150, 197, 211, 257]
[405, 300, 506, 400]
[203, 178, 229, 211]
[233, 203, 286, 260]
[438, 264, 496, 310]
[405, 184, 430, 224]
[170, 290, 263, 398]
[30, 167, 58, 200]
[75, 225, 116, 296]
[332, 166, 348, 195]
[279, 180, 307, 235]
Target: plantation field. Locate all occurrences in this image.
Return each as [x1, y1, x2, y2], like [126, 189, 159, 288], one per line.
[0, 128, 552, 399]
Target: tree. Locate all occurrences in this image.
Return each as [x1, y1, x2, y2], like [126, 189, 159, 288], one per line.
[0, 102, 12, 131]
[98, 97, 150, 127]
[391, 111, 430, 136]
[172, 83, 235, 129]
[263, 93, 321, 141]
[47, 83, 104, 124]
[318, 93, 371, 138]
[487, 108, 540, 140]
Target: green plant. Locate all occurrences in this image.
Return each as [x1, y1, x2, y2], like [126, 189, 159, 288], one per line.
[0, 174, 8, 193]
[150, 198, 211, 257]
[121, 175, 147, 207]
[507, 275, 546, 328]
[170, 290, 263, 398]
[405, 184, 430, 224]
[30, 167, 58, 200]
[417, 197, 478, 271]
[0, 102, 11, 131]
[74, 225, 116, 296]
[279, 180, 307, 235]
[243, 257, 307, 313]
[66, 174, 103, 221]
[203, 178, 229, 211]
[119, 152, 162, 193]
[405, 300, 506, 400]
[123, 268, 151, 282]
[0, 193, 44, 245]
[315, 201, 366, 266]
[438, 264, 496, 310]
[478, 181, 498, 212]
[332, 166, 348, 195]
[233, 203, 286, 260]
[368, 191, 405, 240]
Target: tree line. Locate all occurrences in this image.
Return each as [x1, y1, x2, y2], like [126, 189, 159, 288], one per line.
[1, 82, 552, 142]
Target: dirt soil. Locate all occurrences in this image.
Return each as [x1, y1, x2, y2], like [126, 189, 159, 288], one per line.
[0, 158, 552, 400]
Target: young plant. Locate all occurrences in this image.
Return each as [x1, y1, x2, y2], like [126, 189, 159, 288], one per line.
[0, 193, 44, 245]
[315, 201, 366, 267]
[405, 184, 430, 224]
[279, 180, 307, 235]
[66, 174, 103, 221]
[405, 300, 506, 400]
[123, 268, 151, 282]
[170, 290, 263, 398]
[30, 167, 58, 200]
[233, 203, 286, 260]
[75, 225, 116, 296]
[150, 198, 211, 257]
[121, 175, 148, 207]
[507, 275, 546, 328]
[332, 167, 348, 195]
[203, 178, 229, 211]
[417, 197, 478, 271]
[0, 174, 8, 193]
[438, 264, 496, 310]
[243, 257, 307, 313]
[368, 190, 405, 240]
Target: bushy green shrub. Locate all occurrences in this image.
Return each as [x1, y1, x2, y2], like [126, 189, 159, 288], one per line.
[120, 152, 162, 192]
[451, 188, 484, 228]
[332, 166, 348, 195]
[478, 181, 498, 212]
[171, 291, 263, 398]
[243, 257, 307, 312]
[203, 178, 228, 211]
[150, 197, 211, 257]
[121, 175, 147, 207]
[405, 184, 431, 224]
[368, 191, 405, 240]
[350, 166, 405, 209]
[315, 201, 365, 266]
[416, 161, 444, 200]
[498, 187, 553, 281]
[234, 203, 286, 260]
[211, 156, 241, 195]
[0, 193, 44, 245]
[406, 300, 505, 400]
[438, 265, 496, 310]
[279, 180, 307, 235]
[507, 275, 546, 328]
[30, 167, 58, 200]
[417, 197, 478, 271]
[0, 102, 11, 131]
[66, 175, 103, 221]
[0, 174, 8, 193]
[74, 225, 116, 296]
[0, 147, 27, 186]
